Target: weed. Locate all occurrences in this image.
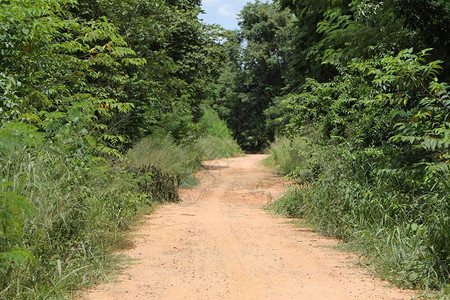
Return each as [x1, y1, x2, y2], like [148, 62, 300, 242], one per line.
[267, 136, 449, 293]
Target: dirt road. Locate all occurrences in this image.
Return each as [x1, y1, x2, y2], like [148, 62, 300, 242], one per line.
[87, 154, 414, 299]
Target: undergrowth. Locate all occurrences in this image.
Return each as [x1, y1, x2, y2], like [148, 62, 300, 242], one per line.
[266, 136, 449, 294]
[196, 106, 243, 159]
[0, 108, 242, 298]
[127, 107, 242, 186]
[264, 136, 308, 175]
[127, 106, 242, 178]
[127, 134, 203, 181]
[0, 138, 156, 299]
[0, 0, 240, 297]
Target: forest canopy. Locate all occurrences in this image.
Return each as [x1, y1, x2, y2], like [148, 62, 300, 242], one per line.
[0, 0, 449, 297]
[215, 0, 448, 291]
[0, 0, 239, 297]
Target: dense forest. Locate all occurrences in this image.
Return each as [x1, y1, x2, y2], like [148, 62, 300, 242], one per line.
[218, 0, 448, 294]
[0, 0, 241, 298]
[0, 0, 448, 298]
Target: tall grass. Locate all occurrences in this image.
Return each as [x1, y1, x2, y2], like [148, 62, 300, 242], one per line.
[0, 108, 242, 298]
[0, 126, 203, 298]
[196, 135, 243, 160]
[127, 106, 242, 176]
[127, 133, 204, 190]
[267, 136, 449, 292]
[0, 142, 152, 299]
[127, 134, 202, 178]
[196, 106, 243, 159]
[264, 136, 310, 176]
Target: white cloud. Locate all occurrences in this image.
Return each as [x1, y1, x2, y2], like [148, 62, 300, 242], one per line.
[201, 0, 250, 29]
[217, 4, 237, 18]
[202, 0, 222, 6]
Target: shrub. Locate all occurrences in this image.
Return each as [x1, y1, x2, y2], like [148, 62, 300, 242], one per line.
[127, 133, 202, 180]
[195, 106, 243, 159]
[196, 135, 243, 159]
[0, 132, 152, 298]
[268, 135, 449, 290]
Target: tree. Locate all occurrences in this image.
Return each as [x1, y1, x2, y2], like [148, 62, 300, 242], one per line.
[278, 0, 450, 84]
[66, 0, 226, 143]
[214, 1, 293, 150]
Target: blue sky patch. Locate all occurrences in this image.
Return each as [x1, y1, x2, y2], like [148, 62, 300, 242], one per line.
[200, 0, 251, 30]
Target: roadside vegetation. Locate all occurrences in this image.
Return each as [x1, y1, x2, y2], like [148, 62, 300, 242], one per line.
[0, 0, 240, 298]
[1, 0, 448, 298]
[211, 0, 449, 295]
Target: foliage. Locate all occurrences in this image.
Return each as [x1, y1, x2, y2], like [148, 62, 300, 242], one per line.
[131, 165, 181, 203]
[0, 0, 232, 298]
[264, 136, 307, 175]
[1, 0, 448, 295]
[212, 1, 449, 290]
[127, 134, 203, 180]
[127, 107, 243, 181]
[267, 49, 449, 290]
[196, 135, 243, 160]
[268, 136, 449, 290]
[0, 126, 156, 298]
[196, 106, 243, 159]
[278, 0, 450, 88]
[213, 1, 293, 150]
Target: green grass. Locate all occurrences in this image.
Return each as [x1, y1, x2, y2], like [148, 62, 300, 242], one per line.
[0, 145, 154, 299]
[127, 107, 243, 176]
[195, 105, 243, 160]
[196, 135, 243, 160]
[0, 107, 241, 299]
[1, 131, 207, 298]
[264, 136, 313, 178]
[266, 136, 449, 295]
[127, 134, 202, 178]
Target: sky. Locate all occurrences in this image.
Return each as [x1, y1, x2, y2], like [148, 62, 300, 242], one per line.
[200, 0, 251, 30]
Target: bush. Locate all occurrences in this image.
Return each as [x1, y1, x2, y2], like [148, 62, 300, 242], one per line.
[0, 136, 152, 298]
[0, 116, 241, 298]
[267, 135, 449, 290]
[127, 133, 202, 179]
[196, 135, 243, 159]
[195, 106, 243, 159]
[266, 50, 449, 291]
[264, 136, 311, 176]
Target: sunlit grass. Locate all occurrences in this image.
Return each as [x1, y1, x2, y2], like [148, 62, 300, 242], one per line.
[266, 136, 449, 294]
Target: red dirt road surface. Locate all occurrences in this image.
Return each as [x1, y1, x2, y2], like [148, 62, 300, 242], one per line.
[86, 154, 415, 299]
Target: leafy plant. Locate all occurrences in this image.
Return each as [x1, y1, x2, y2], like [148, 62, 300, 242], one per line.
[267, 50, 449, 290]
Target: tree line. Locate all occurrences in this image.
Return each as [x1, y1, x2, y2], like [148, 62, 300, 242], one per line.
[1, 0, 448, 297]
[215, 0, 448, 292]
[0, 0, 239, 298]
